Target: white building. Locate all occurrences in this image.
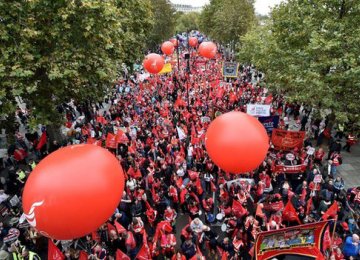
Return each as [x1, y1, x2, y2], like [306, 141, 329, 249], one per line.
[171, 3, 203, 13]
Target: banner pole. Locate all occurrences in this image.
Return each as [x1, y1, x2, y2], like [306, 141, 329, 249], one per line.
[331, 216, 338, 247]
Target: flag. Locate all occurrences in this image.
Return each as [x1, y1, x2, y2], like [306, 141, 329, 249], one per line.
[190, 246, 204, 260]
[107, 222, 117, 233]
[92, 231, 100, 242]
[79, 251, 88, 260]
[48, 239, 65, 260]
[321, 201, 338, 220]
[322, 225, 332, 251]
[115, 221, 127, 234]
[306, 197, 313, 215]
[116, 130, 129, 144]
[282, 200, 301, 224]
[176, 126, 186, 140]
[135, 243, 151, 260]
[36, 131, 47, 150]
[106, 133, 117, 149]
[116, 249, 130, 260]
[232, 199, 248, 217]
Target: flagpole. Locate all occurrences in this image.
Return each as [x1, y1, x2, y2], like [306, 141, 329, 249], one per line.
[331, 216, 338, 247]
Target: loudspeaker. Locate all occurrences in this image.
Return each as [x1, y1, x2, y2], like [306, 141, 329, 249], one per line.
[184, 53, 190, 60]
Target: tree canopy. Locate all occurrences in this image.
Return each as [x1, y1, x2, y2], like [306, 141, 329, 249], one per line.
[0, 0, 153, 137]
[147, 0, 176, 49]
[238, 0, 360, 126]
[200, 0, 256, 45]
[175, 12, 201, 33]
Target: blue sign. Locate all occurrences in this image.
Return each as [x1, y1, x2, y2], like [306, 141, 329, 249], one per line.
[258, 116, 280, 133]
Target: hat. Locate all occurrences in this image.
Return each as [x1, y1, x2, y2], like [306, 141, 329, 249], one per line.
[341, 222, 349, 231]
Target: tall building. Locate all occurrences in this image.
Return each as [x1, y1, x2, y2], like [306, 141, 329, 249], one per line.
[171, 3, 203, 13]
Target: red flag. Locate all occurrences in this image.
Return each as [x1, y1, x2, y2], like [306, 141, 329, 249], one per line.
[306, 197, 313, 215]
[282, 200, 301, 224]
[36, 132, 47, 150]
[48, 239, 65, 260]
[232, 199, 248, 217]
[116, 249, 130, 260]
[322, 225, 332, 251]
[210, 181, 217, 192]
[106, 133, 117, 149]
[115, 221, 127, 234]
[135, 244, 151, 260]
[107, 222, 116, 233]
[79, 251, 88, 260]
[116, 130, 129, 144]
[321, 201, 338, 220]
[190, 246, 204, 260]
[91, 231, 100, 242]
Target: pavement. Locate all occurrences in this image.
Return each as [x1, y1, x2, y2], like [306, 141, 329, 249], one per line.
[337, 141, 360, 188]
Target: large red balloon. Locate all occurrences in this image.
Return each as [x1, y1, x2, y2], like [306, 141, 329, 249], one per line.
[170, 38, 178, 47]
[198, 41, 217, 59]
[189, 37, 198, 47]
[161, 41, 175, 55]
[205, 112, 269, 173]
[22, 144, 124, 240]
[143, 53, 165, 74]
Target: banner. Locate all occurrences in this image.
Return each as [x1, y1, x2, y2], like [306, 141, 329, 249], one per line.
[274, 164, 307, 174]
[247, 104, 271, 117]
[271, 129, 306, 151]
[255, 221, 328, 260]
[158, 63, 172, 74]
[222, 62, 239, 78]
[258, 116, 279, 133]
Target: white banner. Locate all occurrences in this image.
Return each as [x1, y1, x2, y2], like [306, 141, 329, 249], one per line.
[246, 104, 271, 117]
[176, 126, 187, 141]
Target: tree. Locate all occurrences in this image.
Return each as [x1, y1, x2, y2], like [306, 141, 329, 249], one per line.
[147, 0, 176, 49]
[0, 0, 153, 141]
[199, 0, 256, 46]
[237, 0, 360, 126]
[175, 12, 201, 33]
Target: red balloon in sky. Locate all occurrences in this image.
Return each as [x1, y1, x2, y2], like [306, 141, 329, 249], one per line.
[189, 37, 198, 47]
[22, 144, 125, 240]
[143, 53, 165, 74]
[170, 38, 179, 47]
[161, 41, 175, 55]
[198, 41, 217, 59]
[205, 111, 269, 173]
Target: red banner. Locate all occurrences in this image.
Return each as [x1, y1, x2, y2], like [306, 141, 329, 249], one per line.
[255, 221, 329, 260]
[274, 164, 307, 174]
[271, 129, 305, 151]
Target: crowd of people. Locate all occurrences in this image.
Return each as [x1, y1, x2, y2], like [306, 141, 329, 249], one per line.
[0, 39, 359, 260]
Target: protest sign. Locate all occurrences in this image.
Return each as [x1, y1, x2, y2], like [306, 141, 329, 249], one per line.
[271, 129, 306, 150]
[247, 104, 271, 117]
[258, 116, 279, 133]
[222, 62, 239, 78]
[255, 221, 329, 260]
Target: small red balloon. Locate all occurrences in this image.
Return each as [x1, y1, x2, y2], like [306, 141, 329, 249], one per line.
[143, 53, 165, 74]
[199, 41, 217, 59]
[161, 41, 175, 55]
[205, 112, 269, 173]
[170, 38, 179, 47]
[189, 37, 198, 47]
[22, 144, 125, 240]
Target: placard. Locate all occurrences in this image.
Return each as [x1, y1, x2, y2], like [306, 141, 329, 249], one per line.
[222, 62, 239, 78]
[271, 129, 306, 151]
[247, 104, 271, 117]
[258, 116, 279, 133]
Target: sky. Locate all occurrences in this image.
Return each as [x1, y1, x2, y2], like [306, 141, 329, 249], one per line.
[170, 0, 284, 15]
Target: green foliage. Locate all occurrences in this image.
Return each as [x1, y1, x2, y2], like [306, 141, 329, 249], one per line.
[0, 0, 153, 134]
[237, 0, 360, 124]
[147, 0, 176, 48]
[175, 12, 200, 33]
[199, 0, 256, 44]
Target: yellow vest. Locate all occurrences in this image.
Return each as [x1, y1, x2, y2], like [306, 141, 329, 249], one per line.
[30, 162, 36, 170]
[17, 170, 26, 180]
[12, 251, 39, 260]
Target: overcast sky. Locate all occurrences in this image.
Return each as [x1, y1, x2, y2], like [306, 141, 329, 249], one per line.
[170, 0, 284, 15]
